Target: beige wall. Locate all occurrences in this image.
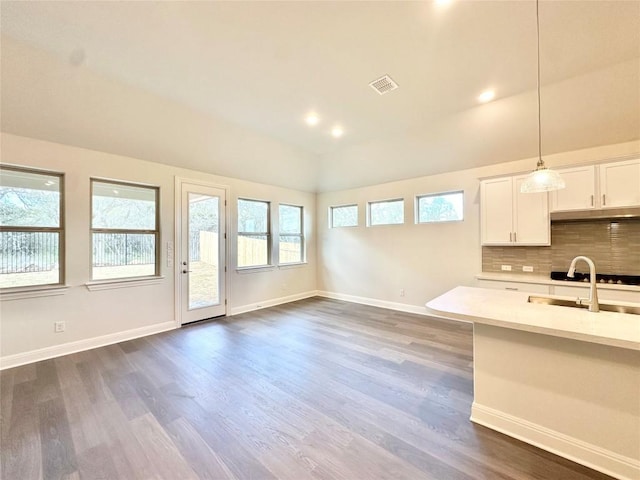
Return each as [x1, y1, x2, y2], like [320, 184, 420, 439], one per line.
[316, 140, 640, 310]
[0, 133, 317, 362]
[2, 131, 638, 365]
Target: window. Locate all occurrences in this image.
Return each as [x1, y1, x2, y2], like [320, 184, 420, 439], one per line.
[416, 191, 464, 223]
[330, 204, 358, 228]
[91, 179, 159, 280]
[0, 166, 64, 289]
[238, 198, 270, 268]
[368, 199, 404, 226]
[279, 204, 303, 264]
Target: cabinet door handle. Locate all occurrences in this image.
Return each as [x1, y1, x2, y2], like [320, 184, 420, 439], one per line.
[590, 195, 594, 207]
[513, 232, 517, 243]
[509, 232, 513, 242]
[505, 287, 519, 291]
[602, 194, 606, 206]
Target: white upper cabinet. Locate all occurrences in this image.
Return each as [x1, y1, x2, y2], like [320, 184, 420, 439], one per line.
[599, 159, 640, 208]
[513, 175, 550, 245]
[481, 175, 550, 246]
[550, 165, 596, 212]
[550, 159, 640, 212]
[481, 177, 513, 245]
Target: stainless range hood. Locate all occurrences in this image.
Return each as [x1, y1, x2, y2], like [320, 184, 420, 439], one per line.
[550, 206, 640, 222]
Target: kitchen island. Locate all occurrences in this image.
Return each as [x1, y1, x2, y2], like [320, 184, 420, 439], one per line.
[426, 286, 640, 480]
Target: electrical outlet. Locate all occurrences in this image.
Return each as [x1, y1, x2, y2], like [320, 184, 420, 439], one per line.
[501, 265, 512, 271]
[400, 289, 405, 297]
[54, 321, 65, 333]
[523, 266, 534, 272]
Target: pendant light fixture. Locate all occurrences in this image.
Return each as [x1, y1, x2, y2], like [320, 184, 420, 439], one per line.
[520, 0, 565, 193]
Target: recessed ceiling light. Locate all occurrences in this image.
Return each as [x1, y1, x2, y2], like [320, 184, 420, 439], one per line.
[478, 89, 496, 103]
[305, 112, 320, 126]
[331, 126, 344, 138]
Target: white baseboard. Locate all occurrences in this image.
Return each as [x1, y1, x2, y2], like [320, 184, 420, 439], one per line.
[229, 290, 319, 316]
[317, 290, 441, 317]
[471, 402, 639, 480]
[0, 321, 178, 370]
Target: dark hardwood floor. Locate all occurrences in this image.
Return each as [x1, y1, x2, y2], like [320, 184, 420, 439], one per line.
[1, 297, 613, 479]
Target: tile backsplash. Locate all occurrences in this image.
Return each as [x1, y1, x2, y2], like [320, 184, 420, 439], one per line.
[482, 219, 640, 276]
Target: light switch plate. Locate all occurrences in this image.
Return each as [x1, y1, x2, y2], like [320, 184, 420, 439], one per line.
[501, 265, 512, 271]
[167, 242, 174, 267]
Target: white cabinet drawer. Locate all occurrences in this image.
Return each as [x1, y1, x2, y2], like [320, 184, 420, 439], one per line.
[477, 279, 550, 294]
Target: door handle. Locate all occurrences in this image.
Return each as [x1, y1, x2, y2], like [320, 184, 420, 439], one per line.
[182, 269, 192, 274]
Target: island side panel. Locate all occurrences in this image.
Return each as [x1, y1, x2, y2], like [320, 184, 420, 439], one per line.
[471, 323, 640, 480]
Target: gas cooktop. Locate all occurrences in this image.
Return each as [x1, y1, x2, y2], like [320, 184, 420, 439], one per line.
[550, 271, 640, 286]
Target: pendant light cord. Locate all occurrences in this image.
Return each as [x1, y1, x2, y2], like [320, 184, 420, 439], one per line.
[536, 0, 544, 168]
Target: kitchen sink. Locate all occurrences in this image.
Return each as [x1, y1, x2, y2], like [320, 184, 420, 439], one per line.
[527, 296, 640, 315]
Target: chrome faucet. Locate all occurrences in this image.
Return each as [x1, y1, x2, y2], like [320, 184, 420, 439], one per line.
[567, 256, 599, 312]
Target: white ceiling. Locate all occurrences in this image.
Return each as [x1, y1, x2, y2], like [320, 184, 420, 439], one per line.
[1, 1, 639, 192]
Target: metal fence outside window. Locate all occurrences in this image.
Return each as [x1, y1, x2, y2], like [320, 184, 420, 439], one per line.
[0, 231, 59, 273]
[92, 233, 155, 267]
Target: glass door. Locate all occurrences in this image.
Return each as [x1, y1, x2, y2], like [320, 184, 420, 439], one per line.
[179, 182, 226, 324]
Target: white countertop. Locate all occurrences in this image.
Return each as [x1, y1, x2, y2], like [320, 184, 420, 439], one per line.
[476, 272, 640, 293]
[426, 286, 640, 351]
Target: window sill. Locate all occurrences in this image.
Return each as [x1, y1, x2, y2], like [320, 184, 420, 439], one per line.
[1, 285, 69, 301]
[417, 219, 464, 225]
[85, 276, 165, 291]
[278, 262, 308, 269]
[236, 265, 276, 274]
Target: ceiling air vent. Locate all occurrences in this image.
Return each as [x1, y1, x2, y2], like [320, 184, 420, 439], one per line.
[369, 74, 398, 95]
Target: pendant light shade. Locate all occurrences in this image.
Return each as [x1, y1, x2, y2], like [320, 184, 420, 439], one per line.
[520, 0, 565, 194]
[520, 159, 566, 193]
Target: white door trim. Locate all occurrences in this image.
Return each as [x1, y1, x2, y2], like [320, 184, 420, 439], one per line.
[174, 176, 230, 325]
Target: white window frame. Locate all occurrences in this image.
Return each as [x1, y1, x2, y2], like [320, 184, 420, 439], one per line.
[90, 178, 160, 281]
[367, 198, 405, 227]
[415, 190, 464, 224]
[278, 204, 304, 265]
[329, 204, 359, 228]
[237, 198, 271, 268]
